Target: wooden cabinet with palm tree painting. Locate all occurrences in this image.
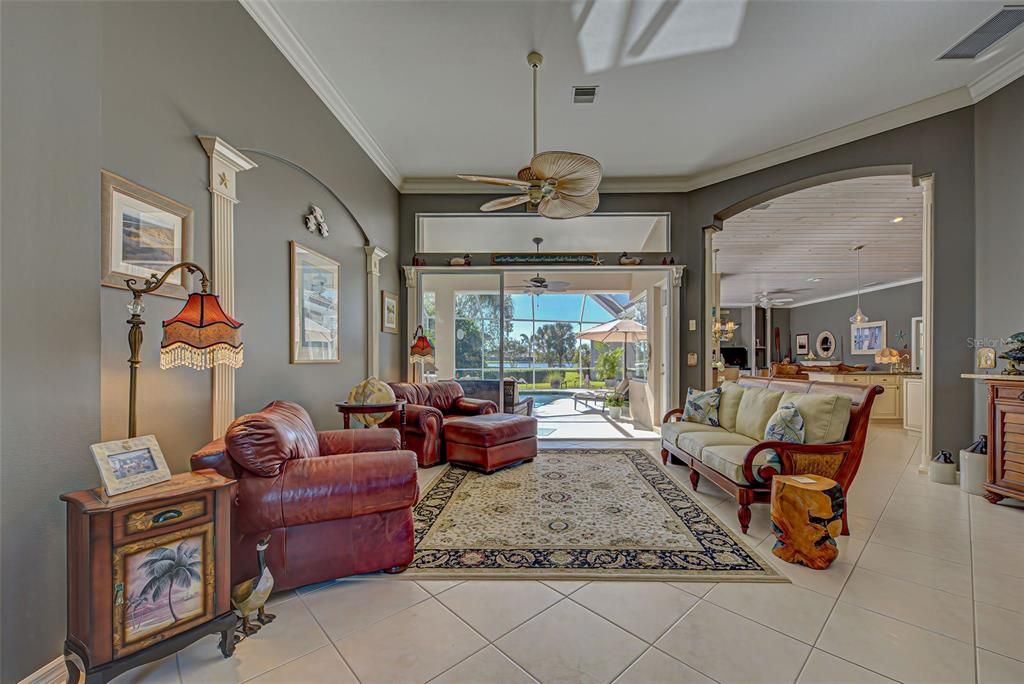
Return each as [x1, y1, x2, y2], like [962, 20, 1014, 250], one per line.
[61, 470, 237, 683]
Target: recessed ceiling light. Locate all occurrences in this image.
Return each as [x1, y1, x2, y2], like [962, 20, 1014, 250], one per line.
[806, 277, 823, 283]
[891, 216, 904, 223]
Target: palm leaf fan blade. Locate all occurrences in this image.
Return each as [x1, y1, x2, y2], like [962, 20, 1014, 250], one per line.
[480, 195, 530, 212]
[530, 151, 602, 196]
[456, 174, 531, 189]
[539, 190, 599, 220]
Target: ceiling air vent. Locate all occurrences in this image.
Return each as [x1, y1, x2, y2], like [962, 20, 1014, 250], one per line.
[939, 6, 1024, 60]
[572, 86, 599, 104]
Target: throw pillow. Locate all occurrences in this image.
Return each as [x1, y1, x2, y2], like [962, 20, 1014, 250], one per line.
[758, 402, 806, 483]
[718, 381, 745, 432]
[682, 387, 722, 427]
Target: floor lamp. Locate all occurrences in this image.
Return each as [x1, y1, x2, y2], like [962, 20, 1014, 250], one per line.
[124, 262, 244, 437]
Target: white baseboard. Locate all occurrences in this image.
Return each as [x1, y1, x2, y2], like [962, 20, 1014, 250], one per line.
[19, 656, 68, 684]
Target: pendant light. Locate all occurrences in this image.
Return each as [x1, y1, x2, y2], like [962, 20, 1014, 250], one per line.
[849, 244, 869, 324]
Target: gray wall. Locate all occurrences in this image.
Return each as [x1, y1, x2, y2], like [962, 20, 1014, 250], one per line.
[787, 282, 922, 365]
[1, 3, 103, 680]
[974, 76, 1024, 435]
[98, 1, 401, 467]
[2, 2, 400, 679]
[686, 108, 976, 458]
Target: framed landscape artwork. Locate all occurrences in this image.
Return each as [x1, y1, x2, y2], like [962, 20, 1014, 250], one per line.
[290, 241, 341, 363]
[112, 523, 214, 657]
[382, 291, 399, 334]
[101, 170, 193, 299]
[851, 321, 887, 355]
[795, 333, 810, 356]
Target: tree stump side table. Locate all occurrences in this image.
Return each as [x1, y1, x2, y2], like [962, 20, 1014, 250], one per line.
[770, 474, 845, 570]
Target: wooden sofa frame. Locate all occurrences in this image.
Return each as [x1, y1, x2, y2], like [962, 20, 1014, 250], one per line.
[661, 377, 882, 535]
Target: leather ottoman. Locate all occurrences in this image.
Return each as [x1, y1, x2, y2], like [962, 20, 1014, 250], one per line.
[444, 414, 538, 473]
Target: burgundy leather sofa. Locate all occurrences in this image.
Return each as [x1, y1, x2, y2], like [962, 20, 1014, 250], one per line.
[383, 381, 497, 467]
[192, 400, 418, 591]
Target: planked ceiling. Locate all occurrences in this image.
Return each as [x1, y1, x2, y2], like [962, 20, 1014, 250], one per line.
[716, 175, 923, 306]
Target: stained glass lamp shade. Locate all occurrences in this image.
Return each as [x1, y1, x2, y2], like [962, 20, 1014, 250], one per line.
[408, 325, 435, 366]
[161, 293, 244, 370]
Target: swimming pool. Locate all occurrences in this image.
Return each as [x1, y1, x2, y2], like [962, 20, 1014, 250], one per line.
[521, 391, 573, 408]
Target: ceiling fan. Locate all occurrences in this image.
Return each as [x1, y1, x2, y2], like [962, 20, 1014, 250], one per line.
[755, 291, 795, 307]
[457, 52, 602, 220]
[516, 238, 571, 294]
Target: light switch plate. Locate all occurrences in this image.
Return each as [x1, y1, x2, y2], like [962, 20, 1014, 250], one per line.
[688, 319, 697, 331]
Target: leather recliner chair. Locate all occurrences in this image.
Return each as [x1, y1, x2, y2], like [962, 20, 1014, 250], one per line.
[191, 400, 418, 591]
[383, 380, 497, 467]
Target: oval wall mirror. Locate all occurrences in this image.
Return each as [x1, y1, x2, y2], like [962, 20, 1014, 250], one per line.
[816, 331, 836, 358]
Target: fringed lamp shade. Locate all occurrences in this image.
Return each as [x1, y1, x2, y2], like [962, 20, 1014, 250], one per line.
[160, 293, 244, 370]
[408, 325, 435, 365]
[874, 347, 900, 365]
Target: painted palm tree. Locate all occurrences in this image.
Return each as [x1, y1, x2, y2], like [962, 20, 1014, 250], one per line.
[138, 541, 201, 623]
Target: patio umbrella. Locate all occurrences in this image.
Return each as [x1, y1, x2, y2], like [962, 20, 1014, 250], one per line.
[577, 318, 647, 382]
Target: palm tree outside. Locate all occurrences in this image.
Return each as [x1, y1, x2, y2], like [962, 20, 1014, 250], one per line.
[138, 541, 202, 623]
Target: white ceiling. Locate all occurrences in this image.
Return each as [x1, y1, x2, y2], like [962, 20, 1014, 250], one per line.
[246, 0, 1024, 189]
[716, 175, 923, 306]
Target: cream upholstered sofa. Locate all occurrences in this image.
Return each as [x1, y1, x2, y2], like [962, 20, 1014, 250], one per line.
[661, 377, 881, 534]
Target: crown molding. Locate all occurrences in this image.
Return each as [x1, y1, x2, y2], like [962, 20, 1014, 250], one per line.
[246, 0, 1019, 195]
[781, 277, 924, 309]
[400, 88, 974, 195]
[239, 0, 402, 188]
[968, 46, 1024, 102]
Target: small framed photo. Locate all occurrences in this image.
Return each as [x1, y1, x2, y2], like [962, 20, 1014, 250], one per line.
[381, 291, 399, 334]
[101, 170, 193, 299]
[977, 347, 997, 369]
[851, 321, 887, 355]
[291, 241, 341, 363]
[795, 333, 810, 356]
[91, 435, 172, 498]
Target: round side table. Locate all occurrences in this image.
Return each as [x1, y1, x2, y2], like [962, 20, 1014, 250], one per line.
[335, 400, 407, 449]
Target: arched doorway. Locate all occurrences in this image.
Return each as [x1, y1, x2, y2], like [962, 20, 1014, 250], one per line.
[704, 165, 935, 471]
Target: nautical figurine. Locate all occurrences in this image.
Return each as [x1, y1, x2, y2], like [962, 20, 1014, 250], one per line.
[618, 252, 642, 266]
[231, 535, 275, 636]
[448, 254, 472, 267]
[1000, 332, 1024, 375]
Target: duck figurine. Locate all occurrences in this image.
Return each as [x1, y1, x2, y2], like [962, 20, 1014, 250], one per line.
[448, 254, 472, 267]
[618, 252, 643, 266]
[231, 535, 275, 636]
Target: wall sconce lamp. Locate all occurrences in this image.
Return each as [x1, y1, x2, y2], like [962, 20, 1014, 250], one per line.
[125, 262, 243, 437]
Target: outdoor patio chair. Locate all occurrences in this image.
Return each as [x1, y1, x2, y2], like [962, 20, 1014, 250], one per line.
[572, 378, 629, 412]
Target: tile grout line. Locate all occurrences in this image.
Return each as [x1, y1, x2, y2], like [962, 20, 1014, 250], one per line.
[797, 431, 920, 682]
[646, 600, 725, 683]
[294, 594, 365, 684]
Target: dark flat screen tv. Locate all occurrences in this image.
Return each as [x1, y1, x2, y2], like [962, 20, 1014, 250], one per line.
[720, 346, 748, 369]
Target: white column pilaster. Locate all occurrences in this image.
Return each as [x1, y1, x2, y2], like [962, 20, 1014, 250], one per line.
[403, 266, 419, 381]
[365, 246, 388, 379]
[198, 136, 257, 438]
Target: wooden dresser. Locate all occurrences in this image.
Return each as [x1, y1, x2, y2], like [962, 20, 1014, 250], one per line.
[963, 374, 1024, 503]
[61, 470, 238, 683]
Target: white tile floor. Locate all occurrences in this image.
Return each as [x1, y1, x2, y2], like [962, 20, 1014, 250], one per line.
[115, 426, 1024, 684]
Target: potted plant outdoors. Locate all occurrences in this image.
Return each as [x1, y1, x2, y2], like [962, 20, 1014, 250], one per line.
[596, 348, 623, 388]
[548, 372, 563, 389]
[606, 393, 627, 420]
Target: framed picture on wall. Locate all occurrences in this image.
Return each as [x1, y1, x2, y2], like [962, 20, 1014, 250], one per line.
[381, 291, 399, 334]
[795, 333, 810, 356]
[100, 170, 193, 299]
[851, 320, 887, 355]
[290, 241, 341, 364]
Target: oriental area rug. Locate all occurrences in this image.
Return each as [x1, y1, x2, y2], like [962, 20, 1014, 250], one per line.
[405, 448, 784, 582]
